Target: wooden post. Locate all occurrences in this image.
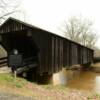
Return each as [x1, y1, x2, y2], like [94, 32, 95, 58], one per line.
[14, 70, 17, 81]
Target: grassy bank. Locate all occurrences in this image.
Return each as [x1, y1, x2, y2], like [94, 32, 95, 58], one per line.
[0, 73, 99, 100]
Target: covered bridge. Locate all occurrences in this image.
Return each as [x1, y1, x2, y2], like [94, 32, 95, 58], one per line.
[0, 17, 93, 81]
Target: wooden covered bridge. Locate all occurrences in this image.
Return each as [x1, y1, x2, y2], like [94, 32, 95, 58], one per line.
[0, 17, 93, 82]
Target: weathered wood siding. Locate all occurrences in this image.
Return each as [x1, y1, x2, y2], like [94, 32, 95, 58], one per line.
[0, 18, 94, 74]
[29, 27, 93, 74]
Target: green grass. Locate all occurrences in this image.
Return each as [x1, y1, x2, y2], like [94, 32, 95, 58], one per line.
[0, 73, 28, 88]
[87, 93, 100, 100]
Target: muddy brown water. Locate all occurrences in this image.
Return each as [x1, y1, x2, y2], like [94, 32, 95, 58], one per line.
[53, 69, 100, 93]
[67, 70, 100, 93]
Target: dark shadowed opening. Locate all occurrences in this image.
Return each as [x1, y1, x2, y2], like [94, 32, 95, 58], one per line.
[1, 31, 39, 82]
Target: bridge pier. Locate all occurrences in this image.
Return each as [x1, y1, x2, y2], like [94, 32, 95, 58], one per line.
[37, 73, 52, 84]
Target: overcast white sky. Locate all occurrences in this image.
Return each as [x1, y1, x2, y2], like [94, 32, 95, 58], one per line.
[20, 0, 100, 48]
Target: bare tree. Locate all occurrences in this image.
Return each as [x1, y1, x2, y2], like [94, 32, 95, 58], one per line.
[62, 16, 97, 48]
[0, 0, 21, 58]
[0, 0, 20, 24]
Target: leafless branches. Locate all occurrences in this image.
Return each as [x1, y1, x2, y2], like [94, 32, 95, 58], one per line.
[0, 0, 20, 24]
[62, 16, 97, 48]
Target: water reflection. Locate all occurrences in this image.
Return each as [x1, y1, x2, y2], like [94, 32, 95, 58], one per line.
[53, 69, 100, 93]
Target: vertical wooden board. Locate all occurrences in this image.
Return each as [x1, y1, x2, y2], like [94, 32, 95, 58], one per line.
[63, 39, 69, 67]
[69, 42, 71, 66]
[85, 48, 87, 63]
[83, 47, 87, 64]
[63, 39, 66, 67]
[82, 47, 85, 64]
[71, 43, 76, 65]
[85, 49, 87, 63]
[44, 33, 52, 73]
[51, 36, 57, 73]
[57, 38, 60, 71]
[53, 36, 55, 73]
[53, 37, 62, 73]
[60, 39, 62, 69]
[55, 37, 58, 72]
[88, 50, 90, 62]
[59, 39, 61, 69]
[81, 47, 83, 64]
[80, 46, 82, 64]
[86, 49, 88, 63]
[70, 43, 72, 65]
[78, 45, 80, 64]
[44, 34, 48, 72]
[47, 34, 52, 74]
[73, 43, 78, 65]
[65, 41, 68, 66]
[41, 34, 47, 73]
[61, 39, 63, 68]
[51, 37, 54, 73]
[65, 40, 67, 66]
[87, 49, 89, 62]
[67, 41, 70, 66]
[76, 45, 78, 64]
[90, 50, 93, 62]
[79, 46, 82, 64]
[83, 47, 85, 64]
[43, 33, 50, 73]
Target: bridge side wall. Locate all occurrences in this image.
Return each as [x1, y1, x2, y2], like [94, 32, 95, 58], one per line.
[29, 28, 94, 75]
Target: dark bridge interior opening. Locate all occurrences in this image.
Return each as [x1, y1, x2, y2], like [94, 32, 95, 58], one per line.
[1, 31, 39, 82]
[2, 31, 38, 59]
[2, 31, 39, 67]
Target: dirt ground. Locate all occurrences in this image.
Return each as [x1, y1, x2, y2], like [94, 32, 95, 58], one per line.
[0, 92, 33, 100]
[0, 83, 99, 100]
[26, 83, 100, 100]
[0, 71, 100, 100]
